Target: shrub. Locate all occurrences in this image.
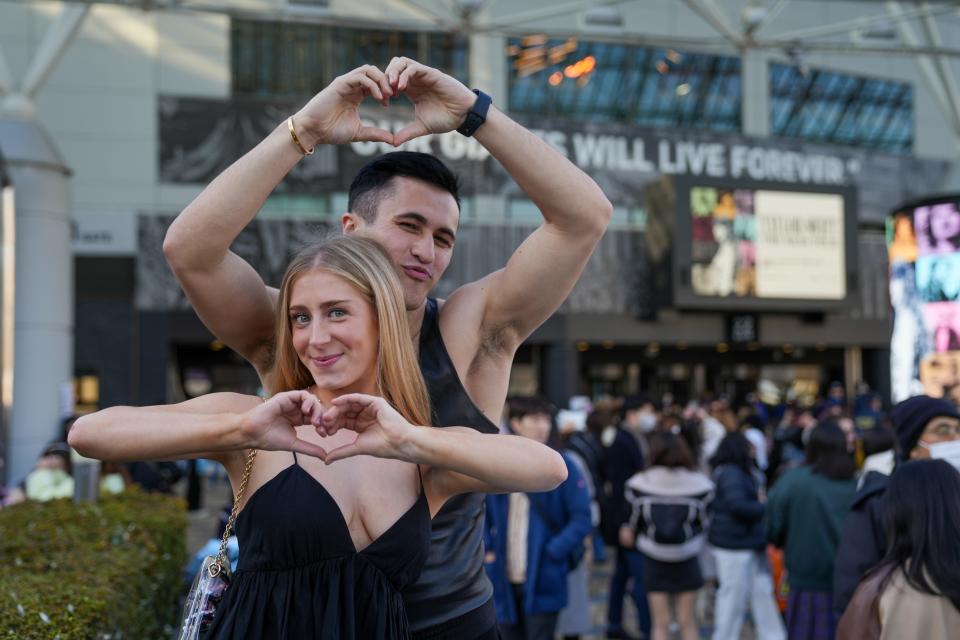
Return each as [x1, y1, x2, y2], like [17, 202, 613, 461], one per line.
[0, 488, 186, 639]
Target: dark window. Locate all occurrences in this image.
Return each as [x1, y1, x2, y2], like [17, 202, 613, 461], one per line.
[770, 63, 912, 153]
[507, 38, 741, 132]
[232, 20, 468, 101]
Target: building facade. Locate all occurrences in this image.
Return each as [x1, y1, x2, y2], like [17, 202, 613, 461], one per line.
[2, 0, 959, 439]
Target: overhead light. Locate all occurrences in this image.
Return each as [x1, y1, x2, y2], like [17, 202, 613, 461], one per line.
[583, 5, 624, 30]
[741, 2, 767, 34]
[454, 0, 488, 12]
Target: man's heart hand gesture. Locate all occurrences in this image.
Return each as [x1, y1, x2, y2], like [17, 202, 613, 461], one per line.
[290, 59, 478, 150]
[384, 57, 477, 146]
[292, 65, 395, 148]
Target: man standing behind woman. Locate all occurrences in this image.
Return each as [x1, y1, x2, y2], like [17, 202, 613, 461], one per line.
[161, 57, 612, 640]
[484, 397, 593, 640]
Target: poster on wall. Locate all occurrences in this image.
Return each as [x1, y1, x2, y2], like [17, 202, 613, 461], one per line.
[676, 177, 854, 311]
[888, 196, 960, 402]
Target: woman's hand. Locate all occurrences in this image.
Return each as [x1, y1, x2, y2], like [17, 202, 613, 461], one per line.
[319, 393, 418, 464]
[239, 390, 329, 460]
[293, 66, 395, 148]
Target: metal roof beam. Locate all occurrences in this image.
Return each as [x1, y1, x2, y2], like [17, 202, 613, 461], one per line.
[20, 4, 90, 99]
[885, 1, 960, 134]
[764, 1, 959, 42]
[0, 48, 13, 96]
[919, 1, 960, 137]
[680, 0, 745, 48]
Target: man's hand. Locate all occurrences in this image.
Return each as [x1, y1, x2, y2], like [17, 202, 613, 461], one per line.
[239, 390, 329, 459]
[293, 65, 395, 148]
[319, 393, 418, 463]
[384, 57, 477, 146]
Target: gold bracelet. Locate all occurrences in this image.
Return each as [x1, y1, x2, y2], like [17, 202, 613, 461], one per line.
[287, 116, 314, 156]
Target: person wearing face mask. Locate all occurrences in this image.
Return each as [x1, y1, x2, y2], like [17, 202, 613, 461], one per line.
[833, 394, 960, 618]
[484, 397, 593, 640]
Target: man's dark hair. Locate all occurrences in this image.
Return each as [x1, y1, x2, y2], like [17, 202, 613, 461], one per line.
[621, 393, 656, 421]
[347, 151, 461, 222]
[647, 430, 697, 470]
[586, 408, 614, 438]
[806, 421, 857, 481]
[507, 396, 555, 421]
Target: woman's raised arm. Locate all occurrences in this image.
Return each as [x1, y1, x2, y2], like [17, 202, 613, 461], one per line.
[68, 390, 329, 463]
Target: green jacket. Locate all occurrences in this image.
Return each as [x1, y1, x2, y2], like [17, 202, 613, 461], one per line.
[767, 465, 856, 592]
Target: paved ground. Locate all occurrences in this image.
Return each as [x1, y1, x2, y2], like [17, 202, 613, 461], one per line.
[181, 476, 758, 639]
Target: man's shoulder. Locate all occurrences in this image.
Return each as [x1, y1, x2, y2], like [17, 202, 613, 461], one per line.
[851, 471, 889, 511]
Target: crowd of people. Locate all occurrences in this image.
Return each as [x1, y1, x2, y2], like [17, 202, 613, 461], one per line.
[478, 382, 960, 640]
[0, 417, 141, 508]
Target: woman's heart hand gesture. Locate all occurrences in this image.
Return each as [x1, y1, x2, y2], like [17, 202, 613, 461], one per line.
[319, 393, 419, 464]
[240, 390, 329, 460]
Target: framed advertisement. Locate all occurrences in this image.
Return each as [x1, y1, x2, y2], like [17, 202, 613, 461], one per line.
[672, 175, 858, 312]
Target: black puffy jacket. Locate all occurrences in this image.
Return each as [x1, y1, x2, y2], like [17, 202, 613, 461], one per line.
[832, 471, 889, 617]
[707, 464, 767, 551]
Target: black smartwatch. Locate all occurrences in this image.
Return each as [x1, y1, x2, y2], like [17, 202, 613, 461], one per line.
[456, 89, 492, 137]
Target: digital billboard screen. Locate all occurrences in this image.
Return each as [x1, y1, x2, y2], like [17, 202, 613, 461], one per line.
[889, 195, 960, 402]
[674, 177, 857, 311]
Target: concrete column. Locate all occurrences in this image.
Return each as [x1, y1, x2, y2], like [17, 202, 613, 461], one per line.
[0, 117, 73, 485]
[469, 33, 508, 110]
[540, 341, 580, 410]
[741, 49, 771, 138]
[844, 346, 863, 402]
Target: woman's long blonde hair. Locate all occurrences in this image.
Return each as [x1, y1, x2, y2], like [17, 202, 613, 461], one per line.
[272, 234, 432, 427]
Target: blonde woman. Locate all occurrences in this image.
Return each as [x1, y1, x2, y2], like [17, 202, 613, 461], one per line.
[68, 235, 567, 639]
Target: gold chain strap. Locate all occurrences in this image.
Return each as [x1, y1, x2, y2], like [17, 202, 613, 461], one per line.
[208, 448, 258, 578]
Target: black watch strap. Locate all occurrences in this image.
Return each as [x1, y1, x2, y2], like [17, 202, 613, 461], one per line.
[456, 89, 492, 137]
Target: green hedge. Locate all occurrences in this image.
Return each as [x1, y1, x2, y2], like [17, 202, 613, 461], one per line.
[0, 488, 186, 639]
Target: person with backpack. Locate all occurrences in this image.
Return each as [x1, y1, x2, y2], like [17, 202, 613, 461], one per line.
[621, 429, 714, 640]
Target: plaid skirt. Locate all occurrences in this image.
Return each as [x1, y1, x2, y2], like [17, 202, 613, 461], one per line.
[786, 590, 837, 640]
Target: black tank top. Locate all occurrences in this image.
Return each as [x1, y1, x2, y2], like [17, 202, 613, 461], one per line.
[405, 298, 500, 637]
[207, 453, 431, 639]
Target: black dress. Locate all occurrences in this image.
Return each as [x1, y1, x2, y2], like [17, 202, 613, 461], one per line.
[207, 453, 431, 639]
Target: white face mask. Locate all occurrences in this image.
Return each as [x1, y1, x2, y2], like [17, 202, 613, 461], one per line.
[922, 439, 960, 471]
[639, 413, 657, 433]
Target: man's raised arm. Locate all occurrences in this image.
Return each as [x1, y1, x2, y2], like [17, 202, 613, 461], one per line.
[384, 57, 612, 348]
[163, 66, 394, 366]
